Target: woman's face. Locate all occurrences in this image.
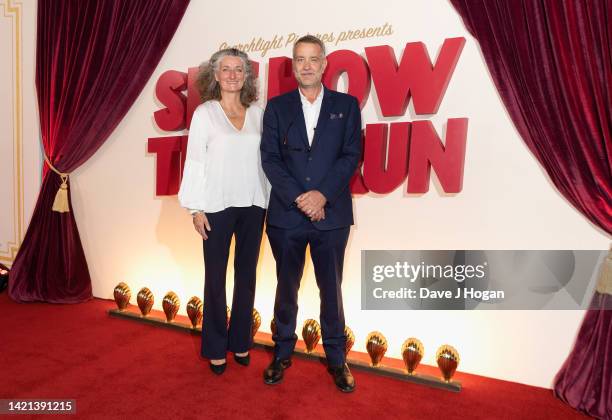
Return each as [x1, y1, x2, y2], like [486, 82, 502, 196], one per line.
[215, 55, 246, 94]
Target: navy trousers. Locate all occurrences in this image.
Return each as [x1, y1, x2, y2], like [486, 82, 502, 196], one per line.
[201, 206, 265, 359]
[267, 220, 350, 367]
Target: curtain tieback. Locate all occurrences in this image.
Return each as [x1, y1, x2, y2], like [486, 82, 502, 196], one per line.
[596, 247, 612, 296]
[44, 155, 70, 213]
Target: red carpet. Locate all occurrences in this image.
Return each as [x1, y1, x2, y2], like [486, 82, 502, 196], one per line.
[0, 293, 587, 419]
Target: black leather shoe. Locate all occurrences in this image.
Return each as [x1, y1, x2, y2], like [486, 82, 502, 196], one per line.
[328, 363, 355, 393]
[209, 361, 227, 375]
[263, 358, 292, 384]
[234, 353, 250, 366]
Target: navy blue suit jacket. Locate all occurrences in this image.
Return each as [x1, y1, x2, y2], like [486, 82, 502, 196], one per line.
[261, 87, 362, 230]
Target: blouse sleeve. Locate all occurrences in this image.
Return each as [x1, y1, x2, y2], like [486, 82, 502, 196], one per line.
[178, 106, 208, 211]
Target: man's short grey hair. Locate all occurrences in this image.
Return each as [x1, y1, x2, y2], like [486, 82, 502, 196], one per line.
[292, 35, 326, 58]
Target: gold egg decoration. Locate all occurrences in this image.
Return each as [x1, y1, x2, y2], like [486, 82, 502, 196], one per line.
[270, 318, 277, 336]
[113, 282, 131, 311]
[186, 296, 203, 328]
[136, 287, 154, 316]
[436, 344, 460, 382]
[402, 338, 424, 375]
[251, 308, 261, 338]
[344, 326, 355, 356]
[366, 331, 388, 367]
[162, 291, 180, 322]
[302, 319, 321, 353]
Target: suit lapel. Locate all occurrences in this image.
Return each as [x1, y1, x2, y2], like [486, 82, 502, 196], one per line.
[310, 88, 334, 151]
[289, 90, 310, 149]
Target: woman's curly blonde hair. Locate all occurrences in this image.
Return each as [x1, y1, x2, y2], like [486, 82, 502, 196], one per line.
[196, 48, 257, 107]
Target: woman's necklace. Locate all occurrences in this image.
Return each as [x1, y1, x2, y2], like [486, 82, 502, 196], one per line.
[220, 102, 245, 118]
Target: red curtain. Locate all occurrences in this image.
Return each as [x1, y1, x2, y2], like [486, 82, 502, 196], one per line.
[451, 1, 611, 418]
[8, 0, 190, 303]
[451, 0, 611, 234]
[555, 288, 612, 420]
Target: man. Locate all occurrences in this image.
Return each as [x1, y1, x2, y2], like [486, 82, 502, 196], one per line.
[260, 35, 362, 392]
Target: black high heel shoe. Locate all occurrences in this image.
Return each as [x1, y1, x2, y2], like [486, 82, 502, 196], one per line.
[209, 361, 227, 375]
[233, 353, 250, 366]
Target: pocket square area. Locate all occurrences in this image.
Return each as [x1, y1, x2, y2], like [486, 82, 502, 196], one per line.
[330, 112, 344, 119]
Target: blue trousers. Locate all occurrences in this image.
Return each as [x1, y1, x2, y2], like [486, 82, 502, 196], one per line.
[267, 221, 350, 367]
[201, 206, 265, 359]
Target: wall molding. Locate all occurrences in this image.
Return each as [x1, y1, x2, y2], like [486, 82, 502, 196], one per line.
[0, 0, 24, 264]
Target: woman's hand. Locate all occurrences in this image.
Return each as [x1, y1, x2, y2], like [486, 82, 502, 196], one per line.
[193, 212, 211, 239]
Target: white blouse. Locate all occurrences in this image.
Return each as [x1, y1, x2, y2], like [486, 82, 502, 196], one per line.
[178, 101, 269, 213]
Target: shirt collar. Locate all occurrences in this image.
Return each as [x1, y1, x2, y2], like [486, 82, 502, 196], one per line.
[298, 84, 324, 106]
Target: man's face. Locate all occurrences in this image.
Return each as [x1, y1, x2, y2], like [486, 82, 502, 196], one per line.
[292, 42, 327, 89]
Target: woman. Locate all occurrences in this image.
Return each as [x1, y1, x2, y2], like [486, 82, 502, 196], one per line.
[178, 48, 268, 375]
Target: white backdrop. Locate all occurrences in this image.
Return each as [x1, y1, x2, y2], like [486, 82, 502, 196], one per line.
[4, 0, 609, 388]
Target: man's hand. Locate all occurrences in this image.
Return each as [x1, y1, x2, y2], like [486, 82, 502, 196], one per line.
[296, 190, 327, 218]
[310, 207, 326, 222]
[192, 212, 211, 240]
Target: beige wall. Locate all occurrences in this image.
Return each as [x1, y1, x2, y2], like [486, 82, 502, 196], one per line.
[3, 0, 609, 388]
[0, 0, 40, 266]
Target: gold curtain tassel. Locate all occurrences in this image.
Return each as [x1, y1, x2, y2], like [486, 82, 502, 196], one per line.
[51, 174, 70, 213]
[44, 154, 71, 213]
[595, 248, 612, 296]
